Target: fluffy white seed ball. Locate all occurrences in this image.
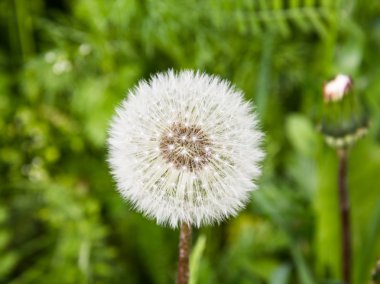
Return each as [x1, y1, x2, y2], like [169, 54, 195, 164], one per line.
[108, 70, 264, 228]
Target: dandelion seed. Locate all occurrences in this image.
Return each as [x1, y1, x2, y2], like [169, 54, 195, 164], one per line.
[168, 144, 175, 151]
[108, 70, 264, 228]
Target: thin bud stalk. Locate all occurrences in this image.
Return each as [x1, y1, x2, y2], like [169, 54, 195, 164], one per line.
[338, 149, 351, 284]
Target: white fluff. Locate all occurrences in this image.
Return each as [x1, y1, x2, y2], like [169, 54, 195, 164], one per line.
[107, 70, 264, 228]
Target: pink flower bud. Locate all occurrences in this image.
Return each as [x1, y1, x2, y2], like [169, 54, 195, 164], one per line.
[323, 74, 352, 102]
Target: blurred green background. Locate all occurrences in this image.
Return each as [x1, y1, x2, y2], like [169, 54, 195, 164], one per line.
[1, 0, 380, 283]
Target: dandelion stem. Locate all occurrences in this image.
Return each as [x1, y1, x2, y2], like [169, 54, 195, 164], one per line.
[338, 149, 351, 284]
[177, 222, 192, 284]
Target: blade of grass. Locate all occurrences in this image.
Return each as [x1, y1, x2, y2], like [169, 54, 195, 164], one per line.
[356, 200, 380, 284]
[189, 235, 206, 284]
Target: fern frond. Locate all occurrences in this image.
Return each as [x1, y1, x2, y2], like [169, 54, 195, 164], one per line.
[209, 0, 336, 38]
[151, 0, 337, 38]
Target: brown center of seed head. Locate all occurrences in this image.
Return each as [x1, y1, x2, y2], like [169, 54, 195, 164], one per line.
[159, 122, 213, 172]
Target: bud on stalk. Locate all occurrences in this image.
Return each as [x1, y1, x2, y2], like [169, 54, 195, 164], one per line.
[320, 74, 369, 149]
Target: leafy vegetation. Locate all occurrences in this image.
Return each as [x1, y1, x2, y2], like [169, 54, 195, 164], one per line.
[1, 0, 380, 283]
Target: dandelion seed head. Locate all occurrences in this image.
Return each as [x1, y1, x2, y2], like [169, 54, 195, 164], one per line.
[159, 122, 212, 171]
[108, 70, 264, 228]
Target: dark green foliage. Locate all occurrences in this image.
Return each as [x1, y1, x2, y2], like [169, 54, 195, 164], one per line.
[1, 0, 380, 283]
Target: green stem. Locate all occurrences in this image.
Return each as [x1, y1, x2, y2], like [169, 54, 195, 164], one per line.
[338, 149, 351, 284]
[13, 0, 34, 61]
